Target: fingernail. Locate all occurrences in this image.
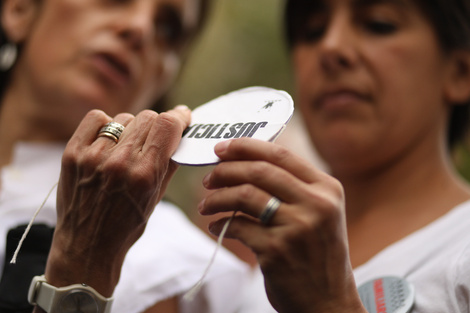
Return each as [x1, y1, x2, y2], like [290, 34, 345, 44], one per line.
[215, 140, 230, 154]
[202, 172, 212, 187]
[198, 199, 206, 214]
[208, 221, 219, 236]
[174, 104, 190, 111]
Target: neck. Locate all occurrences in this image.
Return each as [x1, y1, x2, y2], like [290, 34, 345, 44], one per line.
[0, 82, 69, 169]
[0, 91, 26, 168]
[332, 132, 470, 221]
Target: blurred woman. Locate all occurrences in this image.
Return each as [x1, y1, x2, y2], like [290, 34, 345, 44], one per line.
[201, 0, 470, 312]
[0, 0, 248, 312]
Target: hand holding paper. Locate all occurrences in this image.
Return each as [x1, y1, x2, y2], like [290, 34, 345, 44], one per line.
[171, 87, 294, 166]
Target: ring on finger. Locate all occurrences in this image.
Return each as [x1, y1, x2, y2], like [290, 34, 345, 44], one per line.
[97, 121, 125, 143]
[259, 196, 281, 225]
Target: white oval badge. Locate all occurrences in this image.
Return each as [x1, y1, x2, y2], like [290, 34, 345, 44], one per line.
[171, 86, 295, 166]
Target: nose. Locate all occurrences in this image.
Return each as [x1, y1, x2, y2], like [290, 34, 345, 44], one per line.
[116, 3, 155, 50]
[318, 13, 358, 74]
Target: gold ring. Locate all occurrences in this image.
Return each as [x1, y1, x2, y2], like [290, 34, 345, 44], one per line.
[97, 122, 125, 143]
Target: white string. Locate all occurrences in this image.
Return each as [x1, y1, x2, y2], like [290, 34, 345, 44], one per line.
[183, 211, 236, 301]
[10, 181, 58, 264]
[9, 179, 236, 299]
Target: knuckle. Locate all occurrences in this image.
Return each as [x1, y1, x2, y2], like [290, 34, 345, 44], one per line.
[269, 144, 291, 163]
[324, 174, 345, 199]
[113, 112, 134, 122]
[288, 213, 317, 235]
[78, 148, 104, 171]
[237, 184, 256, 203]
[314, 192, 342, 217]
[247, 161, 271, 181]
[129, 169, 157, 190]
[101, 158, 127, 175]
[138, 109, 159, 120]
[232, 137, 250, 147]
[100, 158, 156, 191]
[315, 198, 343, 226]
[156, 111, 181, 131]
[229, 137, 252, 154]
[61, 148, 79, 169]
[263, 234, 290, 260]
[304, 175, 344, 214]
[299, 192, 342, 226]
[82, 109, 110, 126]
[86, 109, 107, 120]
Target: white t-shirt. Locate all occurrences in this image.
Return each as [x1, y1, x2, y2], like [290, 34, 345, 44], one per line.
[354, 200, 470, 313]
[239, 200, 470, 313]
[0, 142, 250, 313]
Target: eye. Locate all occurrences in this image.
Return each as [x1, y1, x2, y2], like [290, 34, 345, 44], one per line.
[300, 25, 325, 42]
[154, 5, 185, 49]
[293, 14, 328, 44]
[105, 0, 132, 4]
[359, 4, 403, 36]
[287, 1, 327, 45]
[363, 20, 397, 35]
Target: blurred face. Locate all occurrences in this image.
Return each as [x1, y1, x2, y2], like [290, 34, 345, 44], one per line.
[8, 0, 200, 131]
[290, 0, 454, 175]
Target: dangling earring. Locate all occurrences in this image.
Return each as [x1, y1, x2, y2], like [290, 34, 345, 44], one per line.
[0, 42, 17, 71]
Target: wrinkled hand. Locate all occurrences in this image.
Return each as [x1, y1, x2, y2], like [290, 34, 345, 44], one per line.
[199, 138, 366, 313]
[45, 107, 190, 297]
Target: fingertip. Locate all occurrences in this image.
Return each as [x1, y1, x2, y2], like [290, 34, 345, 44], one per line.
[170, 105, 192, 128]
[174, 104, 190, 111]
[197, 198, 206, 214]
[208, 219, 224, 236]
[214, 140, 231, 156]
[202, 172, 212, 188]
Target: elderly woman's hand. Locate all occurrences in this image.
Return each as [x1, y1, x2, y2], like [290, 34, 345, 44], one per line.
[45, 107, 190, 297]
[199, 138, 366, 313]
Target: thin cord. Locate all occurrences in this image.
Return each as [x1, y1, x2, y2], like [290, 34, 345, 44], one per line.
[10, 179, 236, 299]
[10, 181, 58, 264]
[183, 211, 237, 301]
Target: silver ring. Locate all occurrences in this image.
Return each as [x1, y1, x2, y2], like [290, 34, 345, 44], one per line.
[259, 197, 281, 224]
[97, 122, 125, 143]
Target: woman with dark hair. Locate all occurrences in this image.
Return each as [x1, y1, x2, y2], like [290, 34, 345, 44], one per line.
[0, 0, 248, 313]
[201, 0, 470, 312]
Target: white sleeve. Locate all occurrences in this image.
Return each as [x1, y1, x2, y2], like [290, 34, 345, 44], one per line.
[111, 201, 250, 313]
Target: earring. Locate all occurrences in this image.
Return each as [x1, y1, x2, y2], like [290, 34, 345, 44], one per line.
[0, 42, 17, 71]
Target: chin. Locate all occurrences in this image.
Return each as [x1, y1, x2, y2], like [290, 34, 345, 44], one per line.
[75, 92, 123, 116]
[69, 78, 124, 111]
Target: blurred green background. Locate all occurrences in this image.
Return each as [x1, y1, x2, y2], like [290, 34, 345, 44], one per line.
[170, 0, 293, 108]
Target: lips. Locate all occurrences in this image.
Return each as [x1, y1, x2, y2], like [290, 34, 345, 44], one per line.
[315, 89, 370, 110]
[91, 52, 132, 87]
